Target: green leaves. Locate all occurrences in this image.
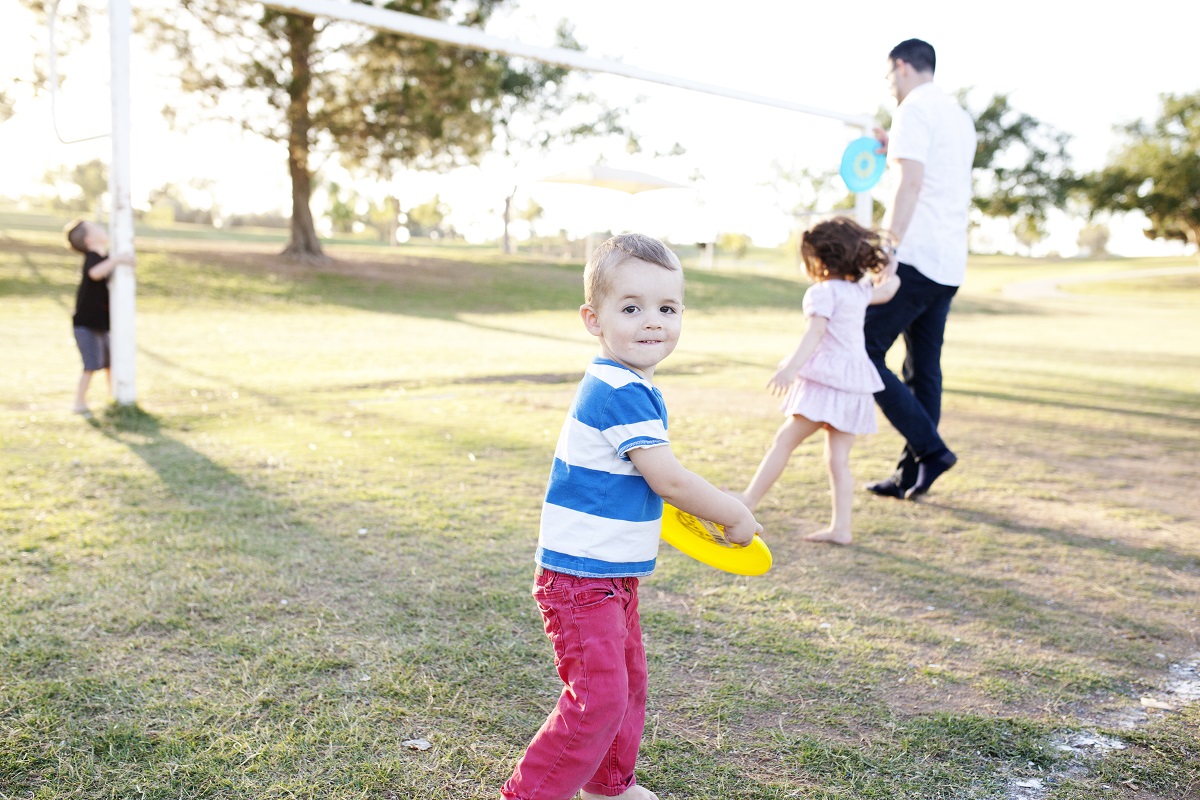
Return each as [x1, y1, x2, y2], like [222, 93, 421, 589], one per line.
[970, 93, 1075, 227]
[1082, 91, 1200, 251]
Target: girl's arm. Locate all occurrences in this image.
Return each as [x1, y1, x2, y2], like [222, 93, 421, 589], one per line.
[870, 274, 901, 305]
[766, 316, 828, 396]
[626, 445, 762, 545]
[87, 253, 135, 281]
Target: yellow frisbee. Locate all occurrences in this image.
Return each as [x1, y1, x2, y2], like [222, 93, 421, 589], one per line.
[659, 503, 772, 576]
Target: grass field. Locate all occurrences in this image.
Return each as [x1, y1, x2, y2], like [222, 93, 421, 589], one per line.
[1, 218, 1198, 800]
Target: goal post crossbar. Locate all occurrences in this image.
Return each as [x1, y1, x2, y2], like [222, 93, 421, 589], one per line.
[264, 0, 877, 131]
[104, 0, 877, 406]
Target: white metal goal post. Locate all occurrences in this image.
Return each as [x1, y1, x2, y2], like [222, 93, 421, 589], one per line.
[103, 0, 877, 405]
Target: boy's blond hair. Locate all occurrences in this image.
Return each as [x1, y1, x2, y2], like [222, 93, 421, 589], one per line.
[583, 233, 682, 304]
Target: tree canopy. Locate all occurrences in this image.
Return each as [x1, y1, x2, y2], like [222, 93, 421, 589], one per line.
[1082, 91, 1200, 254]
[872, 95, 1074, 248]
[43, 157, 107, 213]
[145, 0, 615, 259]
[969, 93, 1075, 234]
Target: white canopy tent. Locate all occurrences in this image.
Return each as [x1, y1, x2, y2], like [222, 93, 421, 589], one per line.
[541, 165, 688, 195]
[538, 165, 691, 257]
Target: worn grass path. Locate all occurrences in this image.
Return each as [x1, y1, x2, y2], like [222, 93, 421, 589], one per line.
[2, 230, 1198, 799]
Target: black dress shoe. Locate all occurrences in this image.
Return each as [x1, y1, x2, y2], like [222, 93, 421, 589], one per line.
[904, 450, 958, 499]
[866, 478, 908, 498]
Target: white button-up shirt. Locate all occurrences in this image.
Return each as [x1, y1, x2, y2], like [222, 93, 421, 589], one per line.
[888, 82, 977, 287]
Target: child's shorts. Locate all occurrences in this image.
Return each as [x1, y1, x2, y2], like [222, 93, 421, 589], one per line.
[74, 327, 111, 372]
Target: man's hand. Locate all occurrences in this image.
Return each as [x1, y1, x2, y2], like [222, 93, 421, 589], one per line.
[873, 126, 889, 155]
[879, 246, 899, 280]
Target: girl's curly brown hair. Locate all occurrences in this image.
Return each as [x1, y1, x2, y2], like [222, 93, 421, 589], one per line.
[799, 216, 892, 283]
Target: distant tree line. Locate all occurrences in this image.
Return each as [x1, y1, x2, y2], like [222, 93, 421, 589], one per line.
[14, 0, 1200, 259]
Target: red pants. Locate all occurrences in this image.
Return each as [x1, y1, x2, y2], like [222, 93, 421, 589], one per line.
[502, 569, 648, 800]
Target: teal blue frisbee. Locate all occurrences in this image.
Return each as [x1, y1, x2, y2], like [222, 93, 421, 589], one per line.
[839, 136, 887, 192]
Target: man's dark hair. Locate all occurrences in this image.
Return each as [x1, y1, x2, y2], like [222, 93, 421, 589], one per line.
[889, 39, 936, 74]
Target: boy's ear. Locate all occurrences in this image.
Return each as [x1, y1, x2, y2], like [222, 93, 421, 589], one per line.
[580, 303, 602, 337]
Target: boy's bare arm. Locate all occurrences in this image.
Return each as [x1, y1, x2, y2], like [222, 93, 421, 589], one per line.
[87, 253, 136, 281]
[627, 445, 762, 545]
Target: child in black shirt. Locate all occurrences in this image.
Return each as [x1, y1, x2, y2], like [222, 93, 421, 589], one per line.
[65, 220, 134, 415]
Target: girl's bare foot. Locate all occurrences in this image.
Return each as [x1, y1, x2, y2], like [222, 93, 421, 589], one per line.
[581, 786, 659, 800]
[803, 527, 852, 545]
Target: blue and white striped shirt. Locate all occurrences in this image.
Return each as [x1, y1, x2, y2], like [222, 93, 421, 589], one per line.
[535, 357, 669, 577]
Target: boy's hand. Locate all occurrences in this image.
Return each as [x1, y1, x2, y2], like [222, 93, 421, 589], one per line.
[723, 511, 762, 547]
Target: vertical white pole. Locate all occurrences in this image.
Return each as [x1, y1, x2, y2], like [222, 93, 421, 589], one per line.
[854, 124, 875, 228]
[854, 190, 872, 227]
[108, 0, 136, 405]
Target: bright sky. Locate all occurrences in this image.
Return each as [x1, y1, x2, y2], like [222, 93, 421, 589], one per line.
[4, 0, 1198, 256]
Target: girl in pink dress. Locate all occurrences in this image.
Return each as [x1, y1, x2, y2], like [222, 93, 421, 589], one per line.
[733, 217, 900, 544]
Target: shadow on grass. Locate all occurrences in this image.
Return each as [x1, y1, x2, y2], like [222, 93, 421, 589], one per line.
[437, 356, 774, 386]
[853, 535, 1189, 656]
[931, 499, 1200, 571]
[955, 344, 1200, 381]
[0, 233, 74, 308]
[85, 404, 301, 563]
[5, 235, 1105, 329]
[137, 345, 293, 411]
[949, 295, 1059, 316]
[948, 378, 1200, 429]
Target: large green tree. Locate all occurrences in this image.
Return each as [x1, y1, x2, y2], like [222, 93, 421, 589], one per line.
[868, 96, 1071, 251]
[490, 22, 626, 254]
[44, 157, 108, 213]
[968, 93, 1075, 241]
[1082, 91, 1200, 254]
[146, 1, 608, 260]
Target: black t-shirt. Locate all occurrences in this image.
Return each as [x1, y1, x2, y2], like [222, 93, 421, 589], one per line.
[72, 251, 110, 331]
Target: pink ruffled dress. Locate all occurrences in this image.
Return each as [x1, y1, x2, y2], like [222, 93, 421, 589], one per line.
[781, 278, 884, 435]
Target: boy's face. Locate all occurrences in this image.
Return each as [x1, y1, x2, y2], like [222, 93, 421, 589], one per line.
[580, 258, 684, 379]
[83, 222, 108, 252]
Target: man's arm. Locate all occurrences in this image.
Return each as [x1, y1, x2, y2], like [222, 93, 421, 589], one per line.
[878, 157, 923, 279]
[881, 158, 924, 245]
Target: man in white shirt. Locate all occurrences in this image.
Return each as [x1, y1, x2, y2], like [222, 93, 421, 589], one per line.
[866, 38, 976, 500]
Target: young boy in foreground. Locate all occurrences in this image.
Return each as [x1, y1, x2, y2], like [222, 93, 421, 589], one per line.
[501, 234, 762, 800]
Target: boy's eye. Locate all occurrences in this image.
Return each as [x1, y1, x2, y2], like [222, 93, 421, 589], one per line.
[660, 306, 677, 314]
[622, 305, 639, 314]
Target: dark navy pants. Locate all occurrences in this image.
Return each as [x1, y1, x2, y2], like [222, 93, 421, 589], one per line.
[864, 261, 958, 485]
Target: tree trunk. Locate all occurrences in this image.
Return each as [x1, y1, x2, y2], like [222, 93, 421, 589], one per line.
[280, 14, 326, 261]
